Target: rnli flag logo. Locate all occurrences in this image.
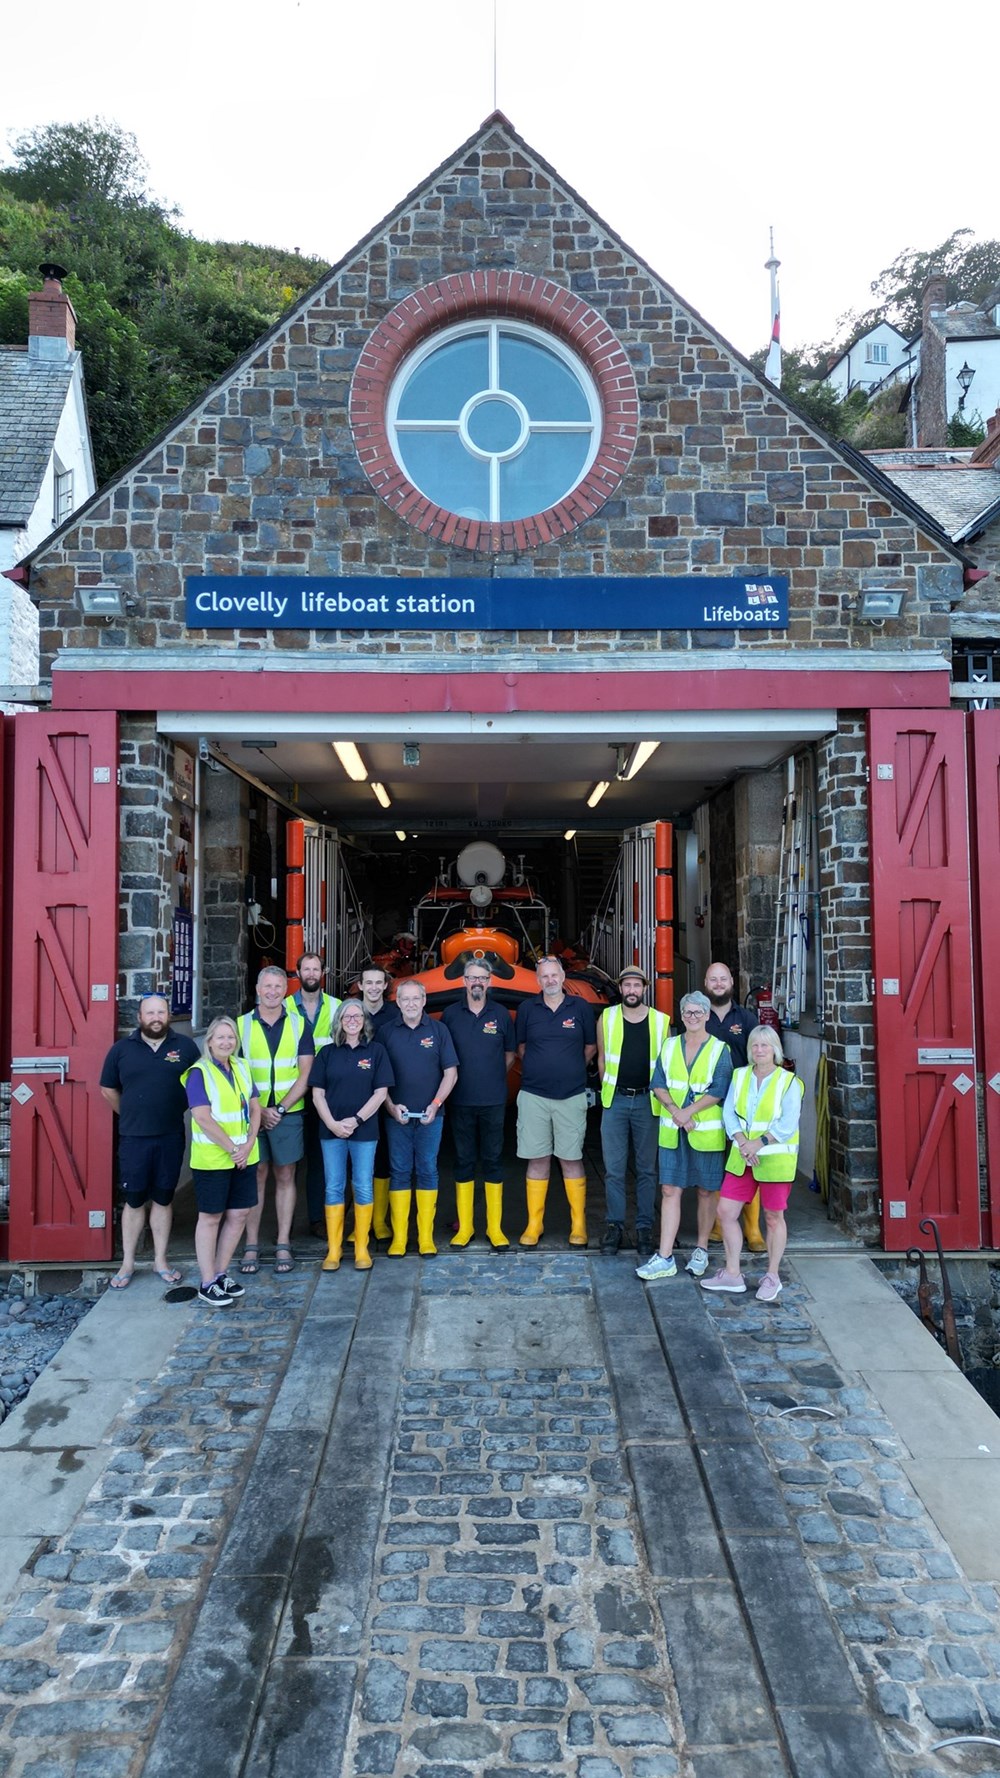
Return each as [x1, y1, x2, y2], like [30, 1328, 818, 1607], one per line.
[357, 1056, 372, 1070]
[166, 1050, 181, 1063]
[483, 1021, 498, 1034]
[420, 1036, 434, 1048]
[562, 1018, 576, 1030]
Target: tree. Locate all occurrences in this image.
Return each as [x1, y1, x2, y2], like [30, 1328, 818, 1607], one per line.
[2, 119, 161, 210]
[747, 345, 866, 438]
[837, 229, 1000, 344]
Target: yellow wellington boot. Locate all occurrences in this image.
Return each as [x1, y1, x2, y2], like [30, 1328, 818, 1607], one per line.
[485, 1181, 508, 1249]
[353, 1201, 374, 1270]
[564, 1177, 588, 1247]
[387, 1190, 411, 1256]
[741, 1189, 768, 1253]
[450, 1180, 475, 1248]
[322, 1204, 345, 1272]
[519, 1176, 549, 1247]
[373, 1176, 391, 1242]
[708, 1218, 724, 1244]
[416, 1190, 438, 1256]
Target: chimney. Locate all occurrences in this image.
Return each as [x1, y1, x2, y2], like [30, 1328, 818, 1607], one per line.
[28, 263, 76, 361]
[922, 272, 948, 333]
[917, 273, 949, 447]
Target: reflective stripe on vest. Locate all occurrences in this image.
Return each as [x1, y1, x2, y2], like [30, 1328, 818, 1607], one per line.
[185, 1057, 260, 1172]
[238, 1008, 305, 1110]
[286, 991, 341, 1049]
[725, 1065, 800, 1181]
[658, 1034, 727, 1150]
[600, 1006, 670, 1113]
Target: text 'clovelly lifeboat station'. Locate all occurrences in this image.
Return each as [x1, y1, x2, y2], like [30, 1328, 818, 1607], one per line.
[2, 112, 997, 1265]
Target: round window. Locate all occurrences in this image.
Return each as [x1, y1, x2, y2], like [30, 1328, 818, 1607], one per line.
[387, 321, 600, 524]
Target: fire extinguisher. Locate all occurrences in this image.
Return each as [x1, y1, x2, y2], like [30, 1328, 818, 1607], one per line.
[753, 984, 782, 1033]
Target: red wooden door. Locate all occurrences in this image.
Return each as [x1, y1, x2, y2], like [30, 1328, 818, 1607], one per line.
[869, 711, 980, 1250]
[969, 710, 1000, 1249]
[8, 714, 119, 1262]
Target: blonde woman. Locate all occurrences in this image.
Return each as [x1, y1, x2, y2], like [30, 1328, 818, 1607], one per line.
[702, 1025, 803, 1302]
[184, 1017, 261, 1307]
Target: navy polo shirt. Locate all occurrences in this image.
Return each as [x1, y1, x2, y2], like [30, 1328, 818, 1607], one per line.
[706, 1003, 759, 1069]
[381, 1014, 458, 1110]
[516, 994, 598, 1100]
[369, 1002, 401, 1035]
[99, 1027, 202, 1137]
[442, 997, 516, 1106]
[308, 1041, 394, 1139]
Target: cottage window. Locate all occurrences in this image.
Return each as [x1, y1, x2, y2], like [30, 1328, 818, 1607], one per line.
[865, 342, 889, 365]
[53, 460, 74, 525]
[387, 321, 600, 524]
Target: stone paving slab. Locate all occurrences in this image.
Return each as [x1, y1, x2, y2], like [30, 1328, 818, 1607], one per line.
[0, 1243, 997, 1776]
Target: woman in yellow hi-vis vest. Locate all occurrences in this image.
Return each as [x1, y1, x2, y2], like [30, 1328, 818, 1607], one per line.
[184, 1017, 262, 1307]
[635, 991, 733, 1283]
[701, 1024, 804, 1303]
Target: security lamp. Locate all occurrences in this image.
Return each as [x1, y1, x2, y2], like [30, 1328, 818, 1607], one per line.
[403, 743, 421, 767]
[77, 583, 125, 617]
[856, 588, 906, 621]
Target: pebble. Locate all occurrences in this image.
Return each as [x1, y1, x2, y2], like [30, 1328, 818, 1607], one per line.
[0, 1284, 92, 1415]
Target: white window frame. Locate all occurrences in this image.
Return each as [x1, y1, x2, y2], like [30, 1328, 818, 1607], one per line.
[53, 458, 74, 525]
[865, 341, 889, 365]
[386, 319, 602, 522]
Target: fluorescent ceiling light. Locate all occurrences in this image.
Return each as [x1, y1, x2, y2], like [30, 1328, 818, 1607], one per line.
[564, 829, 577, 841]
[623, 740, 660, 780]
[332, 741, 367, 781]
[586, 782, 610, 809]
[395, 830, 407, 842]
[371, 782, 392, 809]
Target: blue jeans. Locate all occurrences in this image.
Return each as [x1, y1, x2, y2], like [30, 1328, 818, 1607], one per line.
[321, 1138, 376, 1206]
[387, 1117, 444, 1193]
[600, 1092, 659, 1228]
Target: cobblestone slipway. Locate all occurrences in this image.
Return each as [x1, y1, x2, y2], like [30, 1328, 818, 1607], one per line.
[0, 1252, 997, 1778]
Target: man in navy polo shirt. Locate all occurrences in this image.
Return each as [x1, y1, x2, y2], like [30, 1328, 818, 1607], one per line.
[382, 980, 458, 1257]
[515, 957, 597, 1248]
[441, 960, 516, 1248]
[99, 994, 201, 1289]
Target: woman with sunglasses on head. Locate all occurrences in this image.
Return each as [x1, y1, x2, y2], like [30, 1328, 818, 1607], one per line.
[184, 1016, 261, 1307]
[309, 998, 394, 1272]
[701, 1024, 803, 1302]
[636, 990, 732, 1283]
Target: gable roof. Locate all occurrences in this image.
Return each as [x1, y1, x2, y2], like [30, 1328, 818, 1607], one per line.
[22, 111, 964, 568]
[0, 347, 75, 526]
[878, 466, 1000, 543]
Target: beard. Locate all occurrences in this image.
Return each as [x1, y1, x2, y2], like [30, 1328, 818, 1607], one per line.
[622, 992, 643, 1007]
[706, 989, 730, 1007]
[300, 975, 323, 992]
[140, 1019, 167, 1038]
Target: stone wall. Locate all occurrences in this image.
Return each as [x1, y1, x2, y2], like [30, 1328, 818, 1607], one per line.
[816, 715, 877, 1238]
[200, 764, 249, 1027]
[28, 120, 962, 674]
[118, 719, 173, 1024]
[735, 772, 784, 996]
[0, 579, 39, 684]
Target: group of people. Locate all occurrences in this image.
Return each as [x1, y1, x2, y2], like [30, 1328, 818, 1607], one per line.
[98, 951, 802, 1307]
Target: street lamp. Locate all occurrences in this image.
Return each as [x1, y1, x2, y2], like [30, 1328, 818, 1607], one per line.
[957, 361, 976, 411]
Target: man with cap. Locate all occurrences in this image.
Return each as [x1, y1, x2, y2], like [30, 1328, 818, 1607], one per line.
[596, 967, 669, 1260]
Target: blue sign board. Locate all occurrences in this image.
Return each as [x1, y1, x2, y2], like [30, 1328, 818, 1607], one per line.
[185, 575, 787, 633]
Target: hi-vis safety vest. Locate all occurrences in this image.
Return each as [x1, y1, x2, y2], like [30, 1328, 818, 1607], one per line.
[238, 1008, 306, 1110]
[725, 1065, 801, 1181]
[657, 1035, 727, 1150]
[185, 1057, 260, 1171]
[600, 1006, 670, 1114]
[285, 991, 341, 1049]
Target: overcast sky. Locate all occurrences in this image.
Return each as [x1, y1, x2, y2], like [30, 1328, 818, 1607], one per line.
[4, 0, 996, 360]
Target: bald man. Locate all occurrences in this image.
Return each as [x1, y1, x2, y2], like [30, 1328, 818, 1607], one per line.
[100, 994, 201, 1288]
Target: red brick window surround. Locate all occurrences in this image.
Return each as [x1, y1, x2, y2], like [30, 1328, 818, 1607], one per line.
[349, 273, 639, 553]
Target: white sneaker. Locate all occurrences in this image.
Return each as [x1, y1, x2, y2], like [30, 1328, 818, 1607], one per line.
[685, 1247, 710, 1277]
[635, 1253, 677, 1281]
[756, 1273, 783, 1302]
[700, 1268, 747, 1294]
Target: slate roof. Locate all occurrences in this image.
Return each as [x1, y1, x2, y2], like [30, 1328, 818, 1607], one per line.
[937, 304, 1000, 341]
[868, 462, 1000, 542]
[0, 347, 75, 526]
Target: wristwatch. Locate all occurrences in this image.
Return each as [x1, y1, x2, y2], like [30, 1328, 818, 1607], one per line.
[276, 1105, 287, 1117]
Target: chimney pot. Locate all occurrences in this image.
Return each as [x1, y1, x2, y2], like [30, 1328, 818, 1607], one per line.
[28, 264, 76, 359]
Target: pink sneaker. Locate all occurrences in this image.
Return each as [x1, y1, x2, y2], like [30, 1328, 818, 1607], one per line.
[756, 1273, 783, 1302]
[700, 1269, 746, 1294]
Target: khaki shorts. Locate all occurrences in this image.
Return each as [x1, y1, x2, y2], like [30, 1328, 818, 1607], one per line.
[516, 1090, 587, 1162]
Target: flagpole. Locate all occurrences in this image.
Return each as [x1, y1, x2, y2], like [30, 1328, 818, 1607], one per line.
[765, 228, 781, 385]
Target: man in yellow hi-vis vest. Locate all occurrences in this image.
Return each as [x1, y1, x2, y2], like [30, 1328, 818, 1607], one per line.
[237, 966, 314, 1276]
[596, 968, 669, 1261]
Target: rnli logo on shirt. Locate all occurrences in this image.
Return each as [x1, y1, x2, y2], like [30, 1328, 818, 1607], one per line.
[483, 1021, 498, 1035]
[420, 1036, 435, 1049]
[562, 1018, 577, 1030]
[357, 1057, 372, 1071]
[166, 1050, 182, 1063]
[728, 1022, 742, 1036]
